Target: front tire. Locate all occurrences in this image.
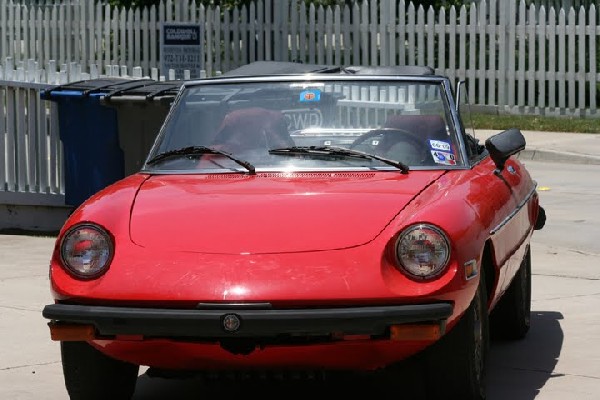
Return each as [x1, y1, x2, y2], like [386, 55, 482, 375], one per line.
[61, 341, 139, 400]
[490, 247, 532, 340]
[425, 270, 490, 400]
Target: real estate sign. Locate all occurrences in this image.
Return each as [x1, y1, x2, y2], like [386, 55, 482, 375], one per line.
[160, 23, 203, 80]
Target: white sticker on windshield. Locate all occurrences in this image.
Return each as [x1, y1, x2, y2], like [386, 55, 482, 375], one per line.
[429, 140, 451, 151]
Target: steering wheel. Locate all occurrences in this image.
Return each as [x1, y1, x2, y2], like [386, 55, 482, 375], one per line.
[350, 128, 430, 165]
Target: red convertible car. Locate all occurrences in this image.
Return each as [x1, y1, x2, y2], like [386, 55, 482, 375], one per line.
[43, 62, 545, 400]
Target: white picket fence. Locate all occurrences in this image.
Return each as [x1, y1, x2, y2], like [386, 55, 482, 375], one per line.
[0, 80, 61, 198]
[0, 0, 598, 113]
[0, 0, 599, 221]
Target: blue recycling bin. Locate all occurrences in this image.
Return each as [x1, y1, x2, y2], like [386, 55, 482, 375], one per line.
[41, 78, 168, 208]
[41, 81, 125, 207]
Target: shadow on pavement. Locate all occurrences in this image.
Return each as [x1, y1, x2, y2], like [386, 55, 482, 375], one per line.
[132, 311, 564, 400]
[487, 311, 564, 400]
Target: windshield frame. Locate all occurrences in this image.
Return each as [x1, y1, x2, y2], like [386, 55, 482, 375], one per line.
[143, 74, 470, 174]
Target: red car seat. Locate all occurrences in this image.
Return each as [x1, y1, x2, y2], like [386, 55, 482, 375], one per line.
[211, 107, 294, 154]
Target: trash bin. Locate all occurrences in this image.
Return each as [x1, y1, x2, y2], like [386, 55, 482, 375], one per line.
[99, 81, 183, 176]
[42, 79, 183, 207]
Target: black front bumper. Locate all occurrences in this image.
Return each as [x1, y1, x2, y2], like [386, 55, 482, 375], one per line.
[42, 302, 453, 338]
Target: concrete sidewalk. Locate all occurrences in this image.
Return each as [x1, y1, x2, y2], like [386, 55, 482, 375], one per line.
[475, 129, 600, 165]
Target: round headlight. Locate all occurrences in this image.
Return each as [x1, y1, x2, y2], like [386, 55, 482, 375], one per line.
[395, 224, 450, 279]
[60, 224, 113, 279]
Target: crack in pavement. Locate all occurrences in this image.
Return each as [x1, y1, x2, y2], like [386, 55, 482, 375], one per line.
[494, 365, 600, 381]
[0, 361, 60, 371]
[0, 304, 45, 313]
[567, 248, 600, 257]
[0, 274, 48, 282]
[532, 292, 600, 302]
[533, 272, 599, 281]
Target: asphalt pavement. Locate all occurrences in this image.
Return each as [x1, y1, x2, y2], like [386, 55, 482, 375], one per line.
[0, 128, 599, 399]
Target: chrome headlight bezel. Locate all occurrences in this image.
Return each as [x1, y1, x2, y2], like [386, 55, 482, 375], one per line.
[59, 223, 114, 279]
[394, 223, 451, 280]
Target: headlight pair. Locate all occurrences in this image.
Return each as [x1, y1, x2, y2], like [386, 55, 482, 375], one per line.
[58, 222, 449, 280]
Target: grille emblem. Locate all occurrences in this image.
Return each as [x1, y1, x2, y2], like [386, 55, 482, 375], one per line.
[222, 314, 241, 332]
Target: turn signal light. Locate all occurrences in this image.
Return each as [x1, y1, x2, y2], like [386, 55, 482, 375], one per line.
[390, 323, 443, 341]
[48, 322, 96, 341]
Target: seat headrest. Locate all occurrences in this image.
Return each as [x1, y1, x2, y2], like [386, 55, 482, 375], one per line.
[212, 107, 293, 152]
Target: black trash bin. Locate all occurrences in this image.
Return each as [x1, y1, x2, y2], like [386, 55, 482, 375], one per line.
[99, 81, 183, 176]
[41, 79, 181, 207]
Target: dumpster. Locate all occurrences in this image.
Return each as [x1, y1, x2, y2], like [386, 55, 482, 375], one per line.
[41, 79, 182, 207]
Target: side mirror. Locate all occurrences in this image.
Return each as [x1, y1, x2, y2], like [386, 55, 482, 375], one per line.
[484, 128, 525, 171]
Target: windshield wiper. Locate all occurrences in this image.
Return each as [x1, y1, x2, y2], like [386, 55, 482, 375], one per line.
[268, 146, 409, 173]
[145, 146, 256, 174]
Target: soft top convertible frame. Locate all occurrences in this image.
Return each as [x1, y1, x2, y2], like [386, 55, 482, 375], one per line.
[222, 61, 434, 77]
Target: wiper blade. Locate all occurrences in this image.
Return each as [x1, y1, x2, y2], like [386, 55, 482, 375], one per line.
[269, 146, 409, 173]
[146, 146, 256, 174]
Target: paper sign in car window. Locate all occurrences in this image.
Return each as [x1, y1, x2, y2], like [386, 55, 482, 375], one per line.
[300, 89, 321, 102]
[283, 108, 323, 130]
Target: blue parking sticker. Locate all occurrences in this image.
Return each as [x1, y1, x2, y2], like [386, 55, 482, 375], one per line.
[299, 89, 321, 102]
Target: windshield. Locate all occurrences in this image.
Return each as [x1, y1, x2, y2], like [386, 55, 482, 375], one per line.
[145, 78, 464, 173]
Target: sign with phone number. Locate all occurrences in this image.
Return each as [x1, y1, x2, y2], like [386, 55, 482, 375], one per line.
[160, 23, 203, 80]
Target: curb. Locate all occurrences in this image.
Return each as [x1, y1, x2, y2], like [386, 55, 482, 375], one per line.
[517, 149, 600, 165]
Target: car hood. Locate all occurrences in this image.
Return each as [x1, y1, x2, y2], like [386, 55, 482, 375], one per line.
[130, 171, 444, 254]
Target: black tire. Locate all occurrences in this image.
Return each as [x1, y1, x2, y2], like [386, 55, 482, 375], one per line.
[61, 341, 139, 400]
[490, 247, 532, 340]
[425, 270, 490, 400]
